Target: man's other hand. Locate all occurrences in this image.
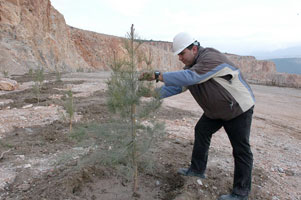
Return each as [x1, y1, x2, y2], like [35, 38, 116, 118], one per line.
[139, 72, 154, 81]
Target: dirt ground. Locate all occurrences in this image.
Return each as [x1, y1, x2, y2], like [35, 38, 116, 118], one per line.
[0, 72, 300, 200]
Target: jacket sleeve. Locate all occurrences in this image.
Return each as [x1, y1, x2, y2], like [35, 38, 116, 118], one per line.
[162, 63, 239, 87]
[156, 85, 187, 99]
[162, 67, 220, 87]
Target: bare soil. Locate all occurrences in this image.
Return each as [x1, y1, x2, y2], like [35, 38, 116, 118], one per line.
[0, 72, 300, 200]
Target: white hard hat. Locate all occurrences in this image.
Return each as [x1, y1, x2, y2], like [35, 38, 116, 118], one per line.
[172, 32, 195, 55]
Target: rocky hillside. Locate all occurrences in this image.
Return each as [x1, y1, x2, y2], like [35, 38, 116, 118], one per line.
[69, 27, 182, 72]
[226, 54, 301, 88]
[0, 0, 182, 75]
[0, 0, 90, 74]
[1, 0, 301, 88]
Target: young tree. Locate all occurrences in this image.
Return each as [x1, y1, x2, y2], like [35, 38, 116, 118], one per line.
[64, 89, 74, 132]
[32, 67, 44, 104]
[106, 24, 164, 197]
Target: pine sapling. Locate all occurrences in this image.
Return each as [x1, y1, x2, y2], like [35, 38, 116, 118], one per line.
[55, 65, 62, 82]
[2, 70, 9, 78]
[32, 67, 44, 104]
[64, 89, 74, 132]
[106, 24, 164, 197]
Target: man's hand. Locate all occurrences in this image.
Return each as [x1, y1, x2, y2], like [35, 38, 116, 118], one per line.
[139, 72, 155, 81]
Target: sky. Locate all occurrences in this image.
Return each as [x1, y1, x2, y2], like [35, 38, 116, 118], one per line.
[50, 0, 301, 55]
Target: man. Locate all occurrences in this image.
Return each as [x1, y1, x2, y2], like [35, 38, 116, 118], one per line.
[140, 32, 255, 200]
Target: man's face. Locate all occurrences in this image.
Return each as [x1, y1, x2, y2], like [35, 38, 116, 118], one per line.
[177, 46, 198, 66]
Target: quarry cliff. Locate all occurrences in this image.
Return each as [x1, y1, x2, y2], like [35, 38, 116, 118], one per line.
[1, 0, 301, 88]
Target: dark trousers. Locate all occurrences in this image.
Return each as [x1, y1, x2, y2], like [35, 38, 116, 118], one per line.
[191, 107, 254, 196]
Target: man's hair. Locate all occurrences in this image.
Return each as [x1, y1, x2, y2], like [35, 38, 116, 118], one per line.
[187, 41, 200, 50]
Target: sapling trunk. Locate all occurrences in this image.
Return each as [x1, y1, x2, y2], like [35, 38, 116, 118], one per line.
[131, 104, 138, 194]
[129, 24, 139, 195]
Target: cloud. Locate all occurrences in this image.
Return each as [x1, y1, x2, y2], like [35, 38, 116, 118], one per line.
[102, 0, 151, 16]
[50, 0, 301, 54]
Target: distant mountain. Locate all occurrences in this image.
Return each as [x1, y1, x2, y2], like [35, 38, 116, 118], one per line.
[269, 58, 301, 74]
[251, 46, 301, 60]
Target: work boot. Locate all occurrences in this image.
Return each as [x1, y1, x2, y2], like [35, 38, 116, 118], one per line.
[217, 193, 248, 200]
[177, 167, 205, 178]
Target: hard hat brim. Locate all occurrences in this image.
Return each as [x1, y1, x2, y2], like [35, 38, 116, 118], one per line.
[173, 47, 186, 55]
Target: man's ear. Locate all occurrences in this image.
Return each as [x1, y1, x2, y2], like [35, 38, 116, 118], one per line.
[192, 45, 198, 54]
